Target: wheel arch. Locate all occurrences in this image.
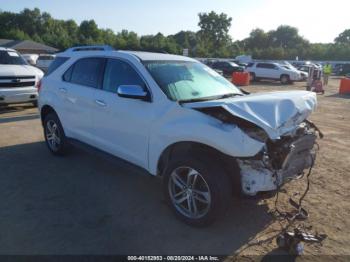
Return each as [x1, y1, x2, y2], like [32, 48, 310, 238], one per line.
[40, 105, 57, 126]
[156, 141, 241, 193]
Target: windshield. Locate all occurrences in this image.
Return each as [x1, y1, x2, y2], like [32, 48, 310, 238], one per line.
[0, 50, 27, 65]
[144, 61, 242, 102]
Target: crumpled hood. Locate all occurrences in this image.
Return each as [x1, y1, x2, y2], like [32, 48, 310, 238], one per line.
[183, 91, 317, 139]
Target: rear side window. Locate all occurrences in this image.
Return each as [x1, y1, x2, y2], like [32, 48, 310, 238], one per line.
[256, 63, 276, 69]
[67, 58, 105, 88]
[46, 57, 69, 76]
[103, 59, 145, 93]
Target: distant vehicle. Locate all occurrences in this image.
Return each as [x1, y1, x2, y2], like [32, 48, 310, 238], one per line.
[247, 62, 302, 84]
[210, 61, 244, 78]
[334, 64, 350, 76]
[36, 54, 56, 72]
[280, 64, 308, 81]
[22, 54, 39, 66]
[0, 48, 43, 106]
[235, 55, 252, 64]
[39, 45, 319, 226]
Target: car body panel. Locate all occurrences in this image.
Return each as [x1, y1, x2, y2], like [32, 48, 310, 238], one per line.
[182, 90, 317, 139]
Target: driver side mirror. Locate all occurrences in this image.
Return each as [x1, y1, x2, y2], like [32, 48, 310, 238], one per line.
[117, 85, 149, 101]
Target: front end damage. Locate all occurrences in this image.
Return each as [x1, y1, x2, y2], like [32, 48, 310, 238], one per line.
[238, 122, 319, 195]
[185, 91, 321, 196]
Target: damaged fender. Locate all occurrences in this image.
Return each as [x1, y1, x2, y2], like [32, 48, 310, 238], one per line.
[147, 104, 265, 175]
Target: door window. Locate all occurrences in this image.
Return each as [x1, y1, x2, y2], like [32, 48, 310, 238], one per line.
[66, 58, 105, 88]
[103, 59, 145, 93]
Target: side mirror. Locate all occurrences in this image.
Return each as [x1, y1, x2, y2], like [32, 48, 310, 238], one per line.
[117, 85, 149, 101]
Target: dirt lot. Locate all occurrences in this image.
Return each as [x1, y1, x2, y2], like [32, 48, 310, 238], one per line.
[0, 77, 349, 259]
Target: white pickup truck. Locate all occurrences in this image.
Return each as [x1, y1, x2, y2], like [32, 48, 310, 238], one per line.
[0, 48, 44, 106]
[247, 62, 302, 84]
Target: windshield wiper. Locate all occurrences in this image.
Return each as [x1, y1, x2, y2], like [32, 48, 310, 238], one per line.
[178, 93, 242, 103]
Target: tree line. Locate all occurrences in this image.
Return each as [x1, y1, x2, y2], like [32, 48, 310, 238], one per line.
[1, 8, 350, 60]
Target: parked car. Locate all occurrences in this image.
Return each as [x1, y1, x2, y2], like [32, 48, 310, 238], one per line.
[39, 45, 319, 226]
[247, 62, 302, 84]
[22, 54, 39, 66]
[334, 64, 350, 76]
[210, 61, 244, 78]
[36, 54, 56, 72]
[0, 47, 43, 106]
[281, 65, 308, 81]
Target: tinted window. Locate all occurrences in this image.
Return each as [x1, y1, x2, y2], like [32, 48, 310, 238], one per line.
[256, 63, 276, 69]
[38, 55, 55, 61]
[63, 66, 73, 82]
[103, 59, 145, 93]
[46, 57, 69, 76]
[0, 50, 27, 65]
[70, 58, 105, 88]
[247, 63, 254, 67]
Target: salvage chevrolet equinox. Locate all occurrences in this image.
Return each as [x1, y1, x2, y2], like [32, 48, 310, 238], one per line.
[39, 45, 320, 226]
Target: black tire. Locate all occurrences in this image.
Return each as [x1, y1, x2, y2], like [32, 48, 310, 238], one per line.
[43, 113, 69, 155]
[163, 155, 231, 227]
[280, 74, 290, 85]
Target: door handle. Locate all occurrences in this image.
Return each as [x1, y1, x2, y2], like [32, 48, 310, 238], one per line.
[59, 87, 67, 93]
[95, 99, 107, 107]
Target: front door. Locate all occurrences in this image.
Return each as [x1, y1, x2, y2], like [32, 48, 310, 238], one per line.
[92, 58, 154, 169]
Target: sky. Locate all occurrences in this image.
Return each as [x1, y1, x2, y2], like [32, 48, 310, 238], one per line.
[0, 0, 349, 43]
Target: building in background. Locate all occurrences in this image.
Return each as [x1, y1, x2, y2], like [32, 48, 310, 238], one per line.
[0, 39, 58, 54]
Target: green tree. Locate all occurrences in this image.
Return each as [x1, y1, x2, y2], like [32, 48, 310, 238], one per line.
[335, 29, 350, 44]
[197, 11, 232, 57]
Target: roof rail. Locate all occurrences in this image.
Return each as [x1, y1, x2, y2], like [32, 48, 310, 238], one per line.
[64, 45, 114, 52]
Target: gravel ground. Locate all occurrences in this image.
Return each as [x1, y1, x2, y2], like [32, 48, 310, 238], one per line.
[0, 77, 349, 259]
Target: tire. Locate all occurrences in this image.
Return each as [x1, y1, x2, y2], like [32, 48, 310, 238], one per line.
[43, 113, 69, 155]
[280, 75, 290, 85]
[163, 155, 231, 226]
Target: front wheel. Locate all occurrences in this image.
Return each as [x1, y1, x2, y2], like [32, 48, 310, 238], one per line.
[163, 156, 231, 226]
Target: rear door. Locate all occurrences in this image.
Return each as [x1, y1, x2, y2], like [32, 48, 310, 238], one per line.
[59, 57, 105, 144]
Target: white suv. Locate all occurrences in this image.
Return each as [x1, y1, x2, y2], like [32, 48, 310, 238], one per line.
[39, 46, 320, 226]
[0, 48, 44, 106]
[247, 62, 302, 84]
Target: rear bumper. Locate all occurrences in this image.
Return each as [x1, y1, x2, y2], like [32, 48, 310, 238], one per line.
[0, 87, 38, 104]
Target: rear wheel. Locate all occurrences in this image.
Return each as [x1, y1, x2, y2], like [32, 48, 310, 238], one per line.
[43, 113, 69, 155]
[163, 156, 231, 226]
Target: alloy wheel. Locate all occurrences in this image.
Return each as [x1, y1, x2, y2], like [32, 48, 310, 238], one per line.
[168, 166, 211, 219]
[46, 120, 61, 151]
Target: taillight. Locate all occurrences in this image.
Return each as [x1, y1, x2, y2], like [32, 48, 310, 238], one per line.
[36, 79, 42, 92]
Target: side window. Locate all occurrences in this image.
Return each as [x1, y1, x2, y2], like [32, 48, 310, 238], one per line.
[256, 63, 267, 68]
[46, 57, 69, 76]
[103, 59, 145, 93]
[63, 65, 73, 81]
[69, 58, 105, 88]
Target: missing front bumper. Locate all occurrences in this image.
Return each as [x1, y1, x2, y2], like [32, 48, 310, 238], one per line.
[238, 133, 317, 196]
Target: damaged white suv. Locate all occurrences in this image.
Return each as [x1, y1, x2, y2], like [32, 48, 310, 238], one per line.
[39, 46, 320, 226]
